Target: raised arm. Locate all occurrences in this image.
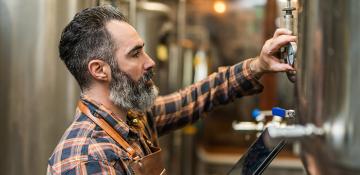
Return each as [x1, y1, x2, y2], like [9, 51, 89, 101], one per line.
[149, 28, 296, 136]
[150, 59, 263, 136]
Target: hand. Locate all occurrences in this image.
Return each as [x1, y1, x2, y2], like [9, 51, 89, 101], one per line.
[251, 28, 297, 77]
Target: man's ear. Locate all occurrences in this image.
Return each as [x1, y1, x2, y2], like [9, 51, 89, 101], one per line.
[88, 59, 111, 82]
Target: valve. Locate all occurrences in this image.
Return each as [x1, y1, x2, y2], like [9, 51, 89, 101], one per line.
[281, 0, 297, 83]
[272, 107, 295, 119]
[232, 107, 295, 132]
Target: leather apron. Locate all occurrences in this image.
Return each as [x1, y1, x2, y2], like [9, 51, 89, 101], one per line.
[78, 101, 167, 175]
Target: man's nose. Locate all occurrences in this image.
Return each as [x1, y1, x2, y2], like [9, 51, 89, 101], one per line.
[144, 53, 156, 71]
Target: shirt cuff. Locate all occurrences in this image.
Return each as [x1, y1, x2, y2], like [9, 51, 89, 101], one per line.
[243, 58, 261, 80]
[236, 58, 264, 94]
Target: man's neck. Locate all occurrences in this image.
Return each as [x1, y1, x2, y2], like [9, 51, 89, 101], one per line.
[82, 85, 127, 122]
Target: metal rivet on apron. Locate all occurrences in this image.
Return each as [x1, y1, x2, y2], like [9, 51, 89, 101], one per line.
[132, 118, 139, 124]
[146, 140, 152, 145]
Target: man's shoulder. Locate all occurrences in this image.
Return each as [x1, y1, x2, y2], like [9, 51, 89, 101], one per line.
[48, 113, 129, 171]
[48, 114, 95, 166]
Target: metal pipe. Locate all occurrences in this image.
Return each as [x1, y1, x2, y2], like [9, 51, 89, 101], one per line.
[129, 0, 137, 26]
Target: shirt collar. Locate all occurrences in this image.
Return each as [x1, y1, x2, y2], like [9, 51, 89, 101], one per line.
[80, 95, 130, 139]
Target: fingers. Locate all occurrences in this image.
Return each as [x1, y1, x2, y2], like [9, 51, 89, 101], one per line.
[258, 29, 297, 73]
[268, 35, 297, 54]
[273, 28, 292, 38]
[271, 63, 294, 72]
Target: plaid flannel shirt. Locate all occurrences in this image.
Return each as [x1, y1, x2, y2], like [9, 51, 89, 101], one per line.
[47, 59, 263, 175]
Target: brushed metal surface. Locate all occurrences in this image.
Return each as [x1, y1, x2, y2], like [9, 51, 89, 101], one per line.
[297, 0, 360, 174]
[0, 1, 95, 174]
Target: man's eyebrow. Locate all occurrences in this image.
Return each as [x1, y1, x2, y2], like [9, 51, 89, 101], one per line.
[126, 43, 145, 56]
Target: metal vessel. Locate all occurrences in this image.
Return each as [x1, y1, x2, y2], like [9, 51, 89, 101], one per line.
[297, 0, 360, 174]
[0, 1, 96, 174]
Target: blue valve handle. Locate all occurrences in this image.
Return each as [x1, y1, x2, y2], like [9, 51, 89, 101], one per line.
[252, 107, 294, 121]
[251, 108, 262, 120]
[272, 107, 286, 118]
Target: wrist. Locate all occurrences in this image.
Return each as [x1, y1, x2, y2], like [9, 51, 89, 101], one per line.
[249, 57, 263, 79]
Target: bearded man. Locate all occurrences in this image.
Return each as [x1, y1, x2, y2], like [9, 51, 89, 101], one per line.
[47, 5, 296, 175]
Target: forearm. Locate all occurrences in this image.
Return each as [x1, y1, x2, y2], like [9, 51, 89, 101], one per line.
[150, 59, 264, 136]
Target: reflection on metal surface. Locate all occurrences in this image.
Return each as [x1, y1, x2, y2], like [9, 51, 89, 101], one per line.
[0, 0, 95, 174]
[137, 1, 171, 14]
[297, 0, 360, 174]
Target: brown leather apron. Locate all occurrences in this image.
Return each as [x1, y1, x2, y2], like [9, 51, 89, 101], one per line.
[78, 101, 167, 175]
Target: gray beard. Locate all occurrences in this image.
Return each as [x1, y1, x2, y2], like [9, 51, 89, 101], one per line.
[109, 67, 159, 112]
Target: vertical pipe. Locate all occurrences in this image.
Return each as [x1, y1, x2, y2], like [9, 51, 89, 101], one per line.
[177, 1, 193, 175]
[129, 0, 137, 26]
[177, 0, 186, 41]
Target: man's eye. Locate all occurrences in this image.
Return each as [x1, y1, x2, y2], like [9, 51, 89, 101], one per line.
[133, 50, 141, 58]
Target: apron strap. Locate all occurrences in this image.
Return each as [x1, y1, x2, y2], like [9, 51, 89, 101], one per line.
[77, 101, 139, 160]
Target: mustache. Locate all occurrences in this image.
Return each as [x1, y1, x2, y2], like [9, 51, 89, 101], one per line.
[139, 69, 155, 83]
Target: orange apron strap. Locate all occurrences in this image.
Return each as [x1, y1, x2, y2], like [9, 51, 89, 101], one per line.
[77, 101, 138, 159]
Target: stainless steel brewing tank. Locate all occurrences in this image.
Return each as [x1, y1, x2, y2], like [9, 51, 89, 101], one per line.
[0, 1, 95, 174]
[297, 0, 360, 174]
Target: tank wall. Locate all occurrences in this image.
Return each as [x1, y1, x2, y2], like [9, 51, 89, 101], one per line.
[297, 0, 360, 174]
[0, 1, 96, 174]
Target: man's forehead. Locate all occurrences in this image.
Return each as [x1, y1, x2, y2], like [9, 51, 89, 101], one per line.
[106, 20, 144, 51]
